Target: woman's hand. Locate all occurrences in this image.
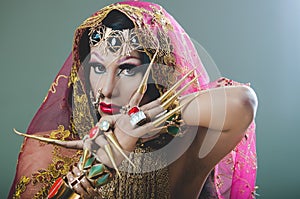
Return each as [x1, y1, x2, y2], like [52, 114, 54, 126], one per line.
[83, 97, 164, 169]
[66, 166, 100, 199]
[82, 68, 200, 168]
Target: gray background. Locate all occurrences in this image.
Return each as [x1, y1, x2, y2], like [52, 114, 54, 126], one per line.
[1, 0, 299, 198]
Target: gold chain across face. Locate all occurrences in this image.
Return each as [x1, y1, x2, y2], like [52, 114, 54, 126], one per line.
[89, 24, 144, 56]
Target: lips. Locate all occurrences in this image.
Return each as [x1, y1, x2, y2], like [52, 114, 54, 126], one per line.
[99, 102, 121, 115]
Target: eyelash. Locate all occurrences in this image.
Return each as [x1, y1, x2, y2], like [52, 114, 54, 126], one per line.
[91, 64, 105, 74]
[90, 63, 137, 76]
[117, 64, 137, 76]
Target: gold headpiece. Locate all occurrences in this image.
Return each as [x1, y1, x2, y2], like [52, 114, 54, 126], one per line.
[89, 24, 144, 56]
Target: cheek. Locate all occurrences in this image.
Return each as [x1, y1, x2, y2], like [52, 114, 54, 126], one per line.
[89, 72, 103, 96]
[118, 75, 142, 100]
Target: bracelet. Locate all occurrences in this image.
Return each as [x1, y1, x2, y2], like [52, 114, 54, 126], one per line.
[78, 151, 114, 187]
[48, 150, 114, 198]
[48, 177, 80, 199]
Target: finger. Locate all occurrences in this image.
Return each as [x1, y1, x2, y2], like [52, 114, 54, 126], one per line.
[114, 115, 136, 137]
[140, 99, 161, 111]
[78, 176, 90, 189]
[161, 74, 200, 110]
[129, 122, 156, 138]
[66, 172, 77, 187]
[66, 172, 88, 198]
[140, 133, 161, 143]
[158, 68, 196, 103]
[144, 106, 165, 121]
[73, 183, 88, 198]
[128, 50, 158, 107]
[86, 186, 99, 198]
[98, 114, 121, 126]
[79, 176, 99, 197]
[128, 89, 143, 108]
[94, 136, 121, 172]
[83, 139, 94, 153]
[94, 134, 109, 149]
[153, 92, 201, 127]
[104, 131, 135, 168]
[94, 147, 107, 163]
[73, 167, 82, 177]
[13, 129, 83, 149]
[104, 144, 121, 177]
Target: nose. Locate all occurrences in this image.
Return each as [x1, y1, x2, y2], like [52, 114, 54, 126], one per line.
[101, 69, 119, 98]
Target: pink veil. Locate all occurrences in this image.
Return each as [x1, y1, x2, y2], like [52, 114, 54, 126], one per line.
[9, 1, 257, 198]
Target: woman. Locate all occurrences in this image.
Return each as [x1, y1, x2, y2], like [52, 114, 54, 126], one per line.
[9, 1, 257, 198]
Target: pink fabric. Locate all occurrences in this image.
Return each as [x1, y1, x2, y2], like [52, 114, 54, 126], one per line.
[212, 78, 257, 199]
[26, 53, 73, 135]
[119, 2, 258, 197]
[215, 122, 257, 199]
[119, 1, 209, 93]
[9, 1, 257, 198]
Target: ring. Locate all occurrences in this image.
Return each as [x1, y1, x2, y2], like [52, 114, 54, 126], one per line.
[128, 106, 147, 126]
[89, 126, 100, 139]
[97, 120, 111, 132]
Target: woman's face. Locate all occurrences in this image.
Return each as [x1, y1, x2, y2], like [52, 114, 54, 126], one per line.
[89, 45, 144, 116]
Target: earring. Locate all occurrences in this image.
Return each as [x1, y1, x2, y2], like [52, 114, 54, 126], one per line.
[97, 89, 105, 99]
[90, 90, 97, 106]
[91, 89, 105, 110]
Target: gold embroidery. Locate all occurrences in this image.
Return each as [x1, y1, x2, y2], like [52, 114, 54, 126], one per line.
[49, 125, 71, 140]
[31, 146, 81, 198]
[99, 146, 170, 198]
[49, 75, 69, 93]
[13, 125, 81, 198]
[13, 176, 30, 199]
[72, 79, 96, 138]
[43, 75, 69, 102]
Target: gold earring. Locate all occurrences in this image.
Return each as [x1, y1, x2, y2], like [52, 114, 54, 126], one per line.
[97, 89, 105, 99]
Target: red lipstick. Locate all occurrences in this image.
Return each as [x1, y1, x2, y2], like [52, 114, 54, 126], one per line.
[99, 102, 121, 115]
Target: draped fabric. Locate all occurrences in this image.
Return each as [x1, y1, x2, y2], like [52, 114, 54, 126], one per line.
[9, 1, 257, 198]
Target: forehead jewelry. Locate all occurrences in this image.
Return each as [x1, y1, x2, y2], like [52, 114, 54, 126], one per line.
[89, 24, 143, 56]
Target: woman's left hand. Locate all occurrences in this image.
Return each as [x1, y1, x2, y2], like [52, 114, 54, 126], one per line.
[66, 166, 100, 198]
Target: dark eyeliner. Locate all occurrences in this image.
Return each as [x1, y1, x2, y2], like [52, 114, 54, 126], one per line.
[117, 64, 136, 76]
[90, 63, 105, 74]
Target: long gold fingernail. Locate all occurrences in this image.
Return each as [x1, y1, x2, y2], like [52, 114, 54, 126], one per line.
[158, 68, 195, 103]
[13, 128, 83, 149]
[81, 148, 90, 170]
[153, 92, 200, 127]
[104, 144, 121, 178]
[161, 75, 199, 110]
[137, 50, 158, 94]
[105, 133, 135, 168]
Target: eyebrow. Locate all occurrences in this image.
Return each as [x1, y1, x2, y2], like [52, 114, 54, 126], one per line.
[90, 51, 105, 62]
[118, 55, 140, 64]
